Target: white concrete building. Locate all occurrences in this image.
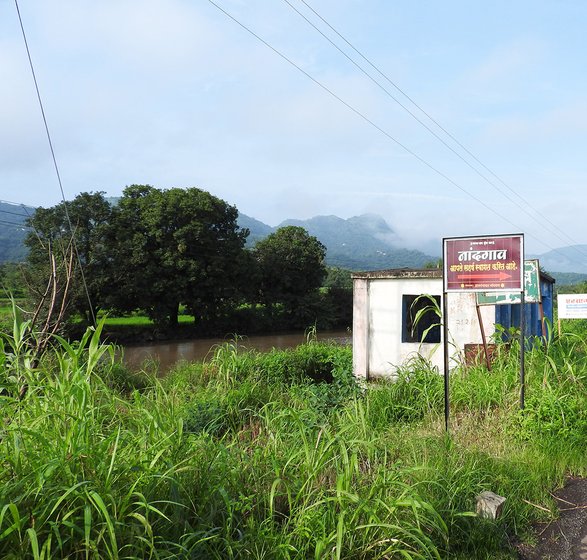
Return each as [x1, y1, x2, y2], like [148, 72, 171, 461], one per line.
[352, 269, 496, 380]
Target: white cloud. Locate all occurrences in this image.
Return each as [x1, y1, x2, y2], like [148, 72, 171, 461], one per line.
[1, 0, 586, 260]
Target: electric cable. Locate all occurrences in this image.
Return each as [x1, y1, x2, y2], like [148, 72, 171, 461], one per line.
[285, 0, 587, 263]
[206, 0, 564, 254]
[0, 219, 30, 228]
[0, 208, 29, 219]
[14, 0, 96, 325]
[294, 0, 587, 258]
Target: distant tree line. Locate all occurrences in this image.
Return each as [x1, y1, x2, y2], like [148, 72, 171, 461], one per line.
[24, 186, 352, 337]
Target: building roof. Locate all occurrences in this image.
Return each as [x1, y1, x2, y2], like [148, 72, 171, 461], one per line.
[352, 266, 555, 284]
[351, 268, 442, 280]
[539, 270, 556, 284]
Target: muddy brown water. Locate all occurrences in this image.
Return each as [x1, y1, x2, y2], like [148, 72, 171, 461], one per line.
[121, 330, 351, 373]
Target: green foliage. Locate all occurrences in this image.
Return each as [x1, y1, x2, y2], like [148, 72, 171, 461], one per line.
[365, 358, 444, 426]
[256, 341, 352, 384]
[515, 332, 587, 447]
[520, 390, 587, 444]
[104, 185, 250, 329]
[424, 258, 443, 269]
[0, 264, 27, 298]
[21, 190, 356, 337]
[4, 314, 587, 558]
[254, 226, 327, 321]
[324, 266, 353, 290]
[25, 191, 114, 325]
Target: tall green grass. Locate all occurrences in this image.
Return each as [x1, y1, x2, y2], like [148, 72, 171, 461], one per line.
[1, 314, 587, 558]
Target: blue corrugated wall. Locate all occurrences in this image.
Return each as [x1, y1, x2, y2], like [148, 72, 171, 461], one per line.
[494, 274, 554, 339]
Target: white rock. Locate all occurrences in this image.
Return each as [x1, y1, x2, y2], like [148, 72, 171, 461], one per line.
[476, 491, 506, 519]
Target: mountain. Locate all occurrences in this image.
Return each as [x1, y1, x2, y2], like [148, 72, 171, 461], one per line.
[0, 202, 33, 262]
[4, 201, 587, 281]
[550, 272, 587, 286]
[280, 214, 399, 255]
[529, 245, 587, 275]
[243, 214, 587, 275]
[238, 213, 274, 247]
[264, 213, 434, 270]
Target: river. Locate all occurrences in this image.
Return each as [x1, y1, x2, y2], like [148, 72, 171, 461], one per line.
[121, 330, 351, 372]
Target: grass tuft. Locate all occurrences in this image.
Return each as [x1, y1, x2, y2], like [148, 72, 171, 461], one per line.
[2, 314, 587, 558]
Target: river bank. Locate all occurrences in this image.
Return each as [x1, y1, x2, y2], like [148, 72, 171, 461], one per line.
[4, 320, 587, 558]
[120, 329, 351, 372]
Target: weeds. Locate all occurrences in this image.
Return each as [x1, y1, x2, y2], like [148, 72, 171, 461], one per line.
[2, 314, 587, 558]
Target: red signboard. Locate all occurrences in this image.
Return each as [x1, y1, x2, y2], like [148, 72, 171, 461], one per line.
[443, 234, 524, 292]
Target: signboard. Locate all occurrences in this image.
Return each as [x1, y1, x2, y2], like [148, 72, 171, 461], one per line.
[558, 294, 587, 319]
[443, 234, 524, 292]
[476, 259, 541, 305]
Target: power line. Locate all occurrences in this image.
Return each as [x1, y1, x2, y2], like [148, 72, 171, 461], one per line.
[206, 0, 564, 254]
[0, 200, 36, 222]
[0, 208, 29, 219]
[14, 0, 96, 325]
[0, 219, 30, 229]
[0, 198, 35, 207]
[287, 0, 587, 261]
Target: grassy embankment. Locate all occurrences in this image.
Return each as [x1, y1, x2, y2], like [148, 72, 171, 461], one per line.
[1, 310, 587, 559]
[0, 297, 24, 319]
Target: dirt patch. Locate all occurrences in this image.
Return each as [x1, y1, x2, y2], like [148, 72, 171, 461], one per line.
[517, 477, 587, 560]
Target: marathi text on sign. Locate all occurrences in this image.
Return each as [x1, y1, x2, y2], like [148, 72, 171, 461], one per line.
[457, 249, 507, 262]
[443, 234, 524, 292]
[558, 294, 587, 319]
[476, 260, 541, 305]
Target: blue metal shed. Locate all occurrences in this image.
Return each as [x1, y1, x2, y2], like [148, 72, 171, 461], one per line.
[494, 270, 555, 339]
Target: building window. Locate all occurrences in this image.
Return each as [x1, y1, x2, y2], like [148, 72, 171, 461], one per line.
[402, 294, 441, 343]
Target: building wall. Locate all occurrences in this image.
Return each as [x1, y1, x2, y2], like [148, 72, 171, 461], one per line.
[367, 278, 441, 377]
[447, 291, 496, 368]
[352, 278, 369, 380]
[353, 276, 496, 379]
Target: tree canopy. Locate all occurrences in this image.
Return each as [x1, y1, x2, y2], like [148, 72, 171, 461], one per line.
[24, 187, 344, 334]
[25, 191, 114, 324]
[101, 185, 250, 327]
[254, 226, 327, 324]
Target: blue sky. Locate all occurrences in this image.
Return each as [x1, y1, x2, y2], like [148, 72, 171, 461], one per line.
[1, 0, 586, 262]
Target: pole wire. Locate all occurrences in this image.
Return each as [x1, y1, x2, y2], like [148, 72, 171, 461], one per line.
[14, 0, 96, 325]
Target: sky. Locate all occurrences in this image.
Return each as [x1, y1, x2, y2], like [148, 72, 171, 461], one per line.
[1, 0, 587, 263]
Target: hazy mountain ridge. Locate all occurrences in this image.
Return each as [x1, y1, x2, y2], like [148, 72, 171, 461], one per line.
[238, 213, 274, 246]
[244, 214, 587, 277]
[528, 245, 587, 275]
[277, 214, 431, 270]
[2, 200, 587, 281]
[0, 202, 32, 262]
[550, 271, 587, 286]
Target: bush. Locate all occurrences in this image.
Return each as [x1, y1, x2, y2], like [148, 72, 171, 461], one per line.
[363, 357, 444, 427]
[5, 314, 587, 558]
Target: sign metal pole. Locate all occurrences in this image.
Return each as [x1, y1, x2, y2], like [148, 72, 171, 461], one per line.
[520, 289, 526, 410]
[443, 233, 524, 420]
[443, 291, 450, 433]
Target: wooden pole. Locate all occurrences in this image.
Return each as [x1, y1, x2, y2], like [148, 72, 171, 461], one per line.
[476, 303, 491, 370]
[539, 301, 547, 341]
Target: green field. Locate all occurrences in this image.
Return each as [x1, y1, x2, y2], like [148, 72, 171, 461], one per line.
[0, 297, 24, 314]
[1, 315, 587, 558]
[102, 313, 195, 327]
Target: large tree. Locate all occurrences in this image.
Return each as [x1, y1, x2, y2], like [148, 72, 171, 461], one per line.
[105, 185, 250, 328]
[25, 191, 113, 325]
[253, 226, 326, 324]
